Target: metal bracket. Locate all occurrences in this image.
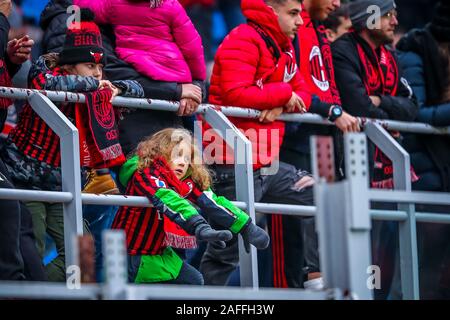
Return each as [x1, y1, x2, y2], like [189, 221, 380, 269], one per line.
[311, 136, 335, 183]
[204, 107, 258, 288]
[102, 230, 128, 299]
[28, 93, 83, 271]
[364, 122, 419, 300]
[344, 133, 371, 230]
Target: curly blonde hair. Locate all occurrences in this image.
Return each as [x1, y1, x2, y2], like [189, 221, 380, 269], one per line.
[136, 128, 212, 190]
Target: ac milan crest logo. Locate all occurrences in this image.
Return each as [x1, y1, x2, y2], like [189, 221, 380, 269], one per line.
[90, 51, 104, 64]
[93, 98, 115, 129]
[309, 46, 330, 92]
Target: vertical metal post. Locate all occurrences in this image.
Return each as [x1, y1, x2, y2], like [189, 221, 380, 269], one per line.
[364, 122, 419, 300]
[28, 93, 84, 272]
[313, 134, 372, 299]
[204, 108, 258, 288]
[343, 133, 373, 299]
[102, 230, 128, 299]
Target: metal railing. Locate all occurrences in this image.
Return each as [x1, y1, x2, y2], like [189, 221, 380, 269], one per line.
[0, 87, 449, 300]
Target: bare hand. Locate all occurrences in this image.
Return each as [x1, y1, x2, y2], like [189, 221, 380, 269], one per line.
[334, 112, 360, 133]
[0, 0, 12, 17]
[181, 83, 202, 104]
[293, 175, 315, 190]
[370, 95, 381, 107]
[178, 98, 199, 116]
[7, 35, 34, 65]
[285, 92, 306, 113]
[259, 107, 284, 123]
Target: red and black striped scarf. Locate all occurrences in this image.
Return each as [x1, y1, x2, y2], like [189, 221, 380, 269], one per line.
[150, 157, 198, 249]
[355, 32, 398, 97]
[354, 33, 418, 188]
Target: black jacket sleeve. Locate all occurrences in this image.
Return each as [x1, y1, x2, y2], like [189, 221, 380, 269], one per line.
[0, 13, 20, 78]
[378, 58, 419, 121]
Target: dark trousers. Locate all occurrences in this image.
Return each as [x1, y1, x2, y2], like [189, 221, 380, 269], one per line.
[0, 159, 24, 280]
[0, 159, 46, 281]
[199, 161, 318, 287]
[19, 202, 47, 281]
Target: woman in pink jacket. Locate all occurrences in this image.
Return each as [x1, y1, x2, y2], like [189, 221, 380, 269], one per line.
[75, 0, 206, 111]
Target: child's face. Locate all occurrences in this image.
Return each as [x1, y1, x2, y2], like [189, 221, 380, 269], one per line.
[169, 141, 191, 179]
[68, 62, 104, 80]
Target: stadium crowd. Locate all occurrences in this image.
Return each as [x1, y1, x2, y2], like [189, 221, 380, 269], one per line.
[0, 0, 448, 299]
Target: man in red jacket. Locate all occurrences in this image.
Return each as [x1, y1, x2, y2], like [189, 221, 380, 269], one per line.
[199, 0, 319, 288]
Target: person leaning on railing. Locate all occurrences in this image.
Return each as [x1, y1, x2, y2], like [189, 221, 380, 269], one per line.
[280, 0, 359, 290]
[331, 0, 420, 300]
[199, 0, 328, 289]
[332, 0, 419, 189]
[0, 0, 47, 282]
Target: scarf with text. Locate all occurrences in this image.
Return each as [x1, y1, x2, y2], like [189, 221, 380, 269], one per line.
[76, 90, 125, 168]
[313, 21, 342, 105]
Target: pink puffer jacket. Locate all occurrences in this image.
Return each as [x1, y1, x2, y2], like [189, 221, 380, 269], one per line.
[75, 0, 206, 82]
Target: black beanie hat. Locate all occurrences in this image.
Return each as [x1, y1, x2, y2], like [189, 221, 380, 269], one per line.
[429, 1, 450, 43]
[349, 0, 397, 31]
[59, 9, 106, 66]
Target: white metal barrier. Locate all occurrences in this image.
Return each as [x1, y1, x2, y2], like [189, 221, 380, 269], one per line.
[0, 87, 449, 300]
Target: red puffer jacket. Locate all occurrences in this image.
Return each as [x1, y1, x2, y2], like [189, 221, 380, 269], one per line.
[203, 0, 311, 169]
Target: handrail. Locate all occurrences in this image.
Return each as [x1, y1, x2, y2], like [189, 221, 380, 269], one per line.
[1, 86, 449, 300]
[1, 86, 449, 135]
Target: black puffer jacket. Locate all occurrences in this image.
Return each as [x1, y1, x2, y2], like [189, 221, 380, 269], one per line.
[40, 0, 183, 155]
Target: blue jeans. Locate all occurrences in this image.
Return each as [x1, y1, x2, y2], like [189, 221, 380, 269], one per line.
[83, 204, 118, 282]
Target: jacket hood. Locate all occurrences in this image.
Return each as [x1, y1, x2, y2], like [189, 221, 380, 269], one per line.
[40, 0, 73, 30]
[119, 155, 139, 187]
[241, 0, 291, 50]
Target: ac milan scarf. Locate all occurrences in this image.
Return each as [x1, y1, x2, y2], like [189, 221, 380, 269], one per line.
[76, 90, 125, 168]
[313, 21, 342, 106]
[151, 157, 198, 249]
[0, 59, 13, 109]
[355, 33, 418, 188]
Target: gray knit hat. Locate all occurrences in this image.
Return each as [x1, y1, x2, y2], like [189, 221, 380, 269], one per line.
[349, 0, 397, 31]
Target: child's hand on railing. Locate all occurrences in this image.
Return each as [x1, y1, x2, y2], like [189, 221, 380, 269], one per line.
[99, 80, 122, 102]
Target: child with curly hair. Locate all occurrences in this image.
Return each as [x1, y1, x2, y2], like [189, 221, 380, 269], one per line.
[113, 128, 269, 284]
